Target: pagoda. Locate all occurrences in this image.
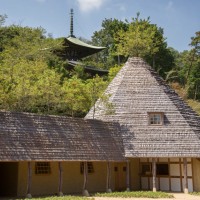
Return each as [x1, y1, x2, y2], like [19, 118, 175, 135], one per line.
[56, 9, 108, 76]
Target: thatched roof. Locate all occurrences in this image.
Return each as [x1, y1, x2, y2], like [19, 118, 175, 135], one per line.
[86, 57, 200, 158]
[0, 111, 125, 161]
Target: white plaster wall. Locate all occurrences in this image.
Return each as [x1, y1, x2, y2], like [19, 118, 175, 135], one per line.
[171, 178, 181, 191]
[170, 158, 179, 162]
[182, 178, 193, 192]
[140, 158, 147, 162]
[141, 177, 148, 190]
[181, 164, 192, 176]
[160, 178, 169, 191]
[159, 158, 168, 162]
[170, 164, 180, 176]
[149, 177, 159, 190]
[140, 158, 193, 192]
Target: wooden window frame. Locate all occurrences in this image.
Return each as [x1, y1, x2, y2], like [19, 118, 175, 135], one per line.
[148, 112, 164, 126]
[35, 162, 51, 175]
[141, 163, 152, 176]
[80, 162, 94, 174]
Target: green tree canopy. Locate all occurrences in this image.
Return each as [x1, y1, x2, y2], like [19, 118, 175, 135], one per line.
[91, 18, 128, 67]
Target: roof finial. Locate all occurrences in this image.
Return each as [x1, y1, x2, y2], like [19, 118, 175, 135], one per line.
[70, 8, 75, 38]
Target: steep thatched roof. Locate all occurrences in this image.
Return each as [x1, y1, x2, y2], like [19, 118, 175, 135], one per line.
[86, 57, 200, 158]
[0, 111, 125, 161]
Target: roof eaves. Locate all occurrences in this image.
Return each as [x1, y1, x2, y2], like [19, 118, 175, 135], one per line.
[66, 36, 106, 50]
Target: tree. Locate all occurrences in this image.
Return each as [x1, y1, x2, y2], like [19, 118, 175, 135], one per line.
[0, 59, 63, 113]
[61, 76, 91, 117]
[0, 14, 7, 27]
[114, 13, 174, 78]
[92, 14, 174, 78]
[91, 18, 128, 67]
[115, 14, 159, 57]
[167, 31, 200, 101]
[0, 23, 65, 114]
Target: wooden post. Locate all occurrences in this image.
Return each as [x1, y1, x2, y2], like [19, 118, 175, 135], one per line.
[106, 162, 112, 192]
[152, 158, 157, 192]
[126, 160, 130, 191]
[82, 162, 89, 196]
[26, 162, 32, 198]
[183, 158, 188, 194]
[58, 162, 63, 196]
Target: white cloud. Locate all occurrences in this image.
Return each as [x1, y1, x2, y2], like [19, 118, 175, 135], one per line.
[77, 0, 106, 12]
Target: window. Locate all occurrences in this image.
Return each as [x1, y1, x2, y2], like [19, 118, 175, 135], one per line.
[156, 164, 169, 175]
[80, 162, 94, 174]
[141, 164, 151, 175]
[35, 162, 51, 175]
[123, 166, 127, 172]
[148, 113, 163, 125]
[141, 163, 169, 176]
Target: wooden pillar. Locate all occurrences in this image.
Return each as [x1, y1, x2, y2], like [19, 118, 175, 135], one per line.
[26, 162, 32, 198]
[82, 162, 89, 196]
[183, 158, 188, 194]
[106, 162, 112, 192]
[126, 160, 130, 191]
[152, 158, 157, 192]
[58, 162, 63, 196]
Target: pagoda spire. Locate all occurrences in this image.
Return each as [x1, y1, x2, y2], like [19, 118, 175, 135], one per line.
[70, 8, 75, 38]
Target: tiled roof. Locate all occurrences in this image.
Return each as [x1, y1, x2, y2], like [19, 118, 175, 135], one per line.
[66, 37, 106, 50]
[86, 57, 200, 157]
[0, 111, 125, 161]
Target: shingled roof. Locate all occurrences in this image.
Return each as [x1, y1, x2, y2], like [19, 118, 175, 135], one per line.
[86, 57, 200, 158]
[0, 111, 125, 161]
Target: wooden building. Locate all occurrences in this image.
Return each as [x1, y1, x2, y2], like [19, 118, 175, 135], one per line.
[86, 57, 200, 193]
[0, 57, 200, 198]
[0, 112, 125, 197]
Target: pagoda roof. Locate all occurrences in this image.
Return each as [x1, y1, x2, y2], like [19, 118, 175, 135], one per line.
[61, 37, 106, 60]
[66, 36, 106, 50]
[67, 60, 108, 76]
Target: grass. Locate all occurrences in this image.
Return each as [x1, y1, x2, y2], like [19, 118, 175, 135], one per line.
[16, 196, 94, 200]
[94, 191, 174, 198]
[187, 99, 200, 115]
[6, 191, 174, 200]
[189, 192, 200, 196]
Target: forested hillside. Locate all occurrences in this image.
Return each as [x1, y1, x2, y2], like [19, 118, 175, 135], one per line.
[0, 14, 199, 116]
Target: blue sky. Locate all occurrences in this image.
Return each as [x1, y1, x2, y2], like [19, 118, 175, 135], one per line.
[0, 0, 200, 52]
